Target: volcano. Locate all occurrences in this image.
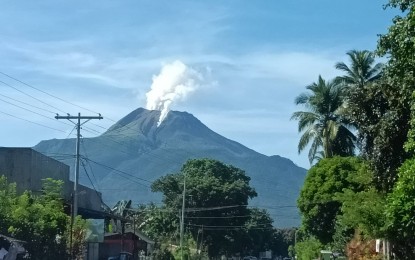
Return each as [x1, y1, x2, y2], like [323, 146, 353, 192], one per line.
[34, 108, 306, 227]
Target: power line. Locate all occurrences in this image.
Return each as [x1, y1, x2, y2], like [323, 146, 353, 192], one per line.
[0, 92, 56, 114]
[0, 79, 66, 114]
[0, 97, 73, 127]
[0, 110, 66, 132]
[0, 71, 100, 115]
[81, 138, 101, 191]
[80, 158, 101, 198]
[83, 157, 152, 187]
[185, 215, 251, 219]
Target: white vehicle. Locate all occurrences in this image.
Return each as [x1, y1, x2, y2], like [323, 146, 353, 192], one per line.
[243, 256, 257, 260]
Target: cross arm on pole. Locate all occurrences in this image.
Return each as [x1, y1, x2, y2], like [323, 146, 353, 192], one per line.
[55, 114, 103, 120]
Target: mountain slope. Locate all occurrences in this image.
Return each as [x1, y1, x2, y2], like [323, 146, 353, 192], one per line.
[34, 108, 306, 227]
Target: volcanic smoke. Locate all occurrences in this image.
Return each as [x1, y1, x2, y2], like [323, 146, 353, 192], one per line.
[145, 60, 203, 126]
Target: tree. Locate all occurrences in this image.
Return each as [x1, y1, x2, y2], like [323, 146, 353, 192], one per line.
[151, 159, 258, 257]
[1, 177, 70, 259]
[378, 0, 415, 94]
[291, 76, 356, 164]
[270, 228, 295, 257]
[337, 188, 385, 239]
[7, 178, 69, 259]
[344, 77, 412, 192]
[385, 158, 415, 259]
[0, 176, 16, 235]
[340, 0, 415, 192]
[294, 237, 323, 260]
[297, 157, 369, 244]
[238, 208, 274, 256]
[335, 50, 383, 88]
[137, 204, 179, 240]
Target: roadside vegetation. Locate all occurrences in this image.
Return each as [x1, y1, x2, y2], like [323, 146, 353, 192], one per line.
[291, 0, 415, 258]
[0, 177, 87, 259]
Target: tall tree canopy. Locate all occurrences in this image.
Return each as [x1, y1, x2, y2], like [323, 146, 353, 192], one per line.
[291, 76, 356, 164]
[340, 0, 415, 192]
[297, 157, 369, 244]
[151, 159, 261, 257]
[335, 50, 383, 88]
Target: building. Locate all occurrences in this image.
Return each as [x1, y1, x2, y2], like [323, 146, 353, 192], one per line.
[99, 230, 155, 260]
[0, 147, 102, 213]
[0, 147, 155, 260]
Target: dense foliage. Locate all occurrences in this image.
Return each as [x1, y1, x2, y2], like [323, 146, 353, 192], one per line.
[293, 1, 415, 259]
[297, 157, 369, 244]
[0, 177, 74, 259]
[148, 159, 281, 258]
[294, 237, 322, 260]
[385, 159, 415, 258]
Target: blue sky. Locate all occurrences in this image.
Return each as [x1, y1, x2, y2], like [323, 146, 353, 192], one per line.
[0, 1, 398, 168]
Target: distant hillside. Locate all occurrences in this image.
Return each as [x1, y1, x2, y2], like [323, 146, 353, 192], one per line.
[34, 108, 306, 227]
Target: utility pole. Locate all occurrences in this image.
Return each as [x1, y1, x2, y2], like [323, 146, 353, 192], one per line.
[55, 113, 103, 217]
[56, 113, 102, 259]
[180, 175, 186, 260]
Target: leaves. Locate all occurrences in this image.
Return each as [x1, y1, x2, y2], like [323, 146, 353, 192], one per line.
[297, 157, 370, 244]
[149, 159, 278, 257]
[292, 76, 356, 164]
[0, 176, 70, 259]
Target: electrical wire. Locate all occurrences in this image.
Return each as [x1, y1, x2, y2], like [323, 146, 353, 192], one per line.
[0, 110, 66, 132]
[83, 156, 152, 186]
[0, 92, 56, 114]
[0, 79, 67, 114]
[0, 71, 100, 115]
[81, 138, 101, 191]
[0, 97, 73, 127]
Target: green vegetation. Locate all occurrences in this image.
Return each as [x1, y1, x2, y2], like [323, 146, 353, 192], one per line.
[291, 76, 355, 164]
[291, 0, 415, 258]
[1, 1, 414, 259]
[0, 176, 87, 259]
[297, 157, 369, 244]
[294, 237, 322, 260]
[136, 158, 293, 258]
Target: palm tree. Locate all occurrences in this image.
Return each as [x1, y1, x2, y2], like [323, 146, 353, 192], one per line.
[291, 76, 356, 164]
[335, 50, 383, 88]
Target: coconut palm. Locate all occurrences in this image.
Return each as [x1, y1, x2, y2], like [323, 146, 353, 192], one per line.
[335, 50, 383, 88]
[291, 75, 356, 164]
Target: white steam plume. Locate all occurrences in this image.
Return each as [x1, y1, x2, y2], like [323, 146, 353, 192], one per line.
[146, 60, 203, 126]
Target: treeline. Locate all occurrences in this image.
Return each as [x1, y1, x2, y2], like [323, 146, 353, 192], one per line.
[291, 0, 415, 259]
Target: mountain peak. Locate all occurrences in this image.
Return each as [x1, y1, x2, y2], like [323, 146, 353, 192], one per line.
[103, 108, 210, 139]
[34, 107, 306, 227]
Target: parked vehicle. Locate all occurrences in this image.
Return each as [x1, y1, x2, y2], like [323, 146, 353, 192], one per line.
[108, 251, 133, 260]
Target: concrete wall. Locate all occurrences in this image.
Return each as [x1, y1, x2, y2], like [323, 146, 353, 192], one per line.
[0, 147, 102, 211]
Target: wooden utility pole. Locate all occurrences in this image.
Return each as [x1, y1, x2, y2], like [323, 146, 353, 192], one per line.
[55, 113, 102, 259]
[55, 113, 103, 217]
[180, 176, 186, 260]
